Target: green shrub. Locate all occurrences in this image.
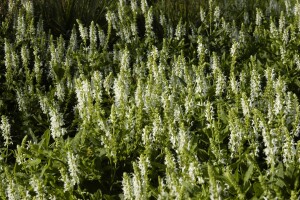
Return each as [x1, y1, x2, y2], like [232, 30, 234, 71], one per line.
[0, 0, 300, 199]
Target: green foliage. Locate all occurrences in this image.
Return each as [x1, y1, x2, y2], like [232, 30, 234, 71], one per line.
[1, 0, 300, 199]
[33, 0, 115, 37]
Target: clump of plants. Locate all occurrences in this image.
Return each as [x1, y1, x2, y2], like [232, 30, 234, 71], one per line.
[0, 0, 300, 199]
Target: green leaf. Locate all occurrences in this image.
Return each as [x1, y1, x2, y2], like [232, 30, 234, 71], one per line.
[276, 163, 284, 179]
[244, 164, 254, 185]
[40, 129, 50, 149]
[15, 172, 27, 178]
[275, 178, 286, 188]
[253, 182, 263, 197]
[27, 158, 41, 167]
[52, 64, 65, 81]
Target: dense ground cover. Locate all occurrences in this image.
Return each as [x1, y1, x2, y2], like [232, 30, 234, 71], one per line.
[0, 0, 300, 199]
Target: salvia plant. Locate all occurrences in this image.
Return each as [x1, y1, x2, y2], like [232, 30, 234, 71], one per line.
[0, 0, 300, 199]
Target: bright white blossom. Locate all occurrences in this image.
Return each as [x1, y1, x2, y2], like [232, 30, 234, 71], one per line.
[77, 20, 88, 44]
[122, 173, 133, 200]
[215, 70, 226, 96]
[1, 115, 12, 146]
[250, 69, 261, 106]
[30, 175, 46, 200]
[6, 179, 20, 200]
[141, 0, 148, 14]
[230, 41, 239, 57]
[67, 151, 80, 186]
[256, 8, 263, 26]
[205, 101, 214, 128]
[279, 11, 285, 32]
[214, 6, 220, 22]
[175, 20, 186, 40]
[49, 106, 66, 139]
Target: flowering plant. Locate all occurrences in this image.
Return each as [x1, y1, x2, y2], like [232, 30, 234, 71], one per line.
[0, 0, 300, 199]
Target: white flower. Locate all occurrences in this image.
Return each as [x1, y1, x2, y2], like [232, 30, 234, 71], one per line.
[168, 124, 177, 148]
[141, 0, 148, 14]
[38, 94, 48, 114]
[49, 194, 57, 200]
[75, 77, 93, 122]
[8, 0, 15, 13]
[175, 20, 186, 40]
[122, 173, 133, 200]
[230, 72, 239, 95]
[273, 94, 282, 115]
[114, 49, 131, 107]
[200, 7, 205, 22]
[0, 115, 12, 146]
[30, 175, 45, 199]
[159, 14, 166, 27]
[89, 21, 98, 49]
[294, 54, 300, 70]
[16, 15, 26, 43]
[273, 78, 286, 115]
[131, 0, 138, 14]
[250, 69, 261, 104]
[91, 71, 103, 102]
[256, 8, 263, 26]
[282, 134, 296, 165]
[60, 168, 73, 192]
[132, 168, 142, 199]
[67, 151, 80, 186]
[157, 178, 168, 200]
[23, 1, 34, 15]
[178, 126, 190, 152]
[69, 27, 77, 50]
[138, 154, 150, 180]
[98, 28, 106, 47]
[55, 82, 65, 101]
[21, 45, 29, 67]
[294, 2, 300, 16]
[49, 106, 66, 139]
[214, 6, 220, 22]
[244, 11, 249, 24]
[145, 8, 154, 38]
[106, 11, 117, 29]
[197, 37, 204, 58]
[6, 180, 19, 200]
[4, 39, 12, 68]
[228, 110, 244, 157]
[184, 95, 194, 114]
[280, 46, 286, 63]
[16, 90, 26, 112]
[211, 53, 219, 74]
[208, 164, 219, 200]
[261, 126, 278, 166]
[188, 162, 198, 183]
[205, 101, 214, 128]
[265, 67, 275, 82]
[230, 41, 239, 57]
[135, 79, 144, 108]
[33, 48, 42, 84]
[221, 18, 229, 32]
[282, 28, 289, 44]
[279, 12, 285, 32]
[270, 20, 278, 37]
[174, 105, 182, 122]
[285, 0, 291, 14]
[152, 114, 162, 144]
[215, 70, 226, 96]
[77, 20, 88, 44]
[241, 93, 250, 117]
[142, 126, 151, 147]
[131, 22, 138, 37]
